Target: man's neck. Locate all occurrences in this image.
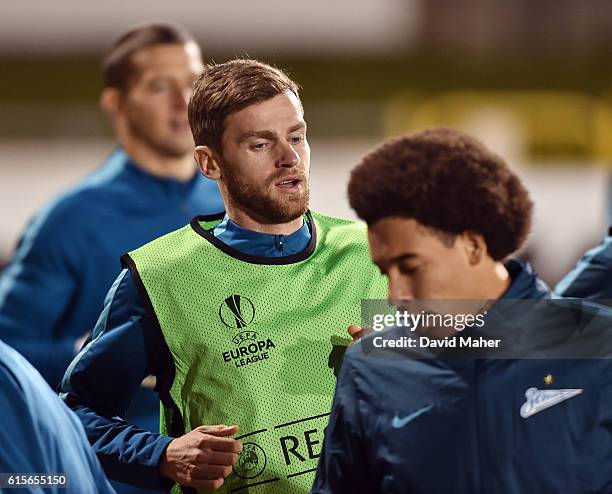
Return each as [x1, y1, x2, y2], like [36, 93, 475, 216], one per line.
[121, 141, 196, 181]
[469, 262, 513, 316]
[224, 205, 305, 235]
[486, 262, 512, 300]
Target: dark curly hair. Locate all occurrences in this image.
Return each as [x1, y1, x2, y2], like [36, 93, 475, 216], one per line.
[348, 128, 533, 261]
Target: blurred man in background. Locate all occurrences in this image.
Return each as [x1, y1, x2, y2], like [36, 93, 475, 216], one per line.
[0, 338, 116, 493]
[555, 232, 612, 299]
[0, 22, 223, 494]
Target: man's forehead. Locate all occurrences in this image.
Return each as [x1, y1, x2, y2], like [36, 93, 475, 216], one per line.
[226, 93, 305, 134]
[368, 218, 428, 255]
[130, 42, 202, 75]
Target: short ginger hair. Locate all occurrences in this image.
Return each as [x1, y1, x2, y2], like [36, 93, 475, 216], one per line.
[188, 59, 301, 153]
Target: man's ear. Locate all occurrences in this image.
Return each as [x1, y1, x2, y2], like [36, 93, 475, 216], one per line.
[462, 231, 488, 265]
[194, 146, 222, 180]
[99, 88, 123, 121]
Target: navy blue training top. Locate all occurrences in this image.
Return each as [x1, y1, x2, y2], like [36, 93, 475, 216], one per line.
[0, 338, 115, 493]
[60, 216, 312, 491]
[556, 232, 612, 299]
[313, 261, 612, 493]
[0, 148, 224, 387]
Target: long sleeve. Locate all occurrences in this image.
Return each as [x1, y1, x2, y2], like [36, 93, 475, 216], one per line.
[60, 269, 174, 491]
[311, 347, 375, 494]
[60, 213, 314, 491]
[556, 235, 612, 299]
[0, 208, 82, 387]
[0, 340, 116, 494]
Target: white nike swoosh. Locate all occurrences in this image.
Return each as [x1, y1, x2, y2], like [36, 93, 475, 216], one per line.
[392, 404, 434, 428]
[520, 387, 583, 418]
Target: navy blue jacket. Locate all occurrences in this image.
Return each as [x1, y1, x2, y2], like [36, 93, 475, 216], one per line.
[0, 148, 223, 494]
[556, 232, 612, 299]
[0, 148, 223, 388]
[0, 339, 115, 493]
[313, 261, 612, 494]
[60, 219, 312, 491]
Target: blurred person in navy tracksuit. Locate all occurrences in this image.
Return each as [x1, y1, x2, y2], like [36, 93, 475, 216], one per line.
[556, 229, 612, 299]
[0, 23, 223, 494]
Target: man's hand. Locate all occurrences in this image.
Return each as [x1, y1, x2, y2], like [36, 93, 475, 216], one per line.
[347, 325, 374, 346]
[160, 424, 242, 490]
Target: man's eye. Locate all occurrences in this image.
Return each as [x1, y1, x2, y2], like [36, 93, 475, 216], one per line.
[251, 142, 269, 150]
[149, 82, 171, 92]
[399, 265, 419, 275]
[290, 135, 304, 144]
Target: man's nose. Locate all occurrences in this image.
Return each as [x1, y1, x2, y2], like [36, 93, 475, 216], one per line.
[387, 276, 414, 307]
[174, 88, 190, 110]
[276, 141, 301, 168]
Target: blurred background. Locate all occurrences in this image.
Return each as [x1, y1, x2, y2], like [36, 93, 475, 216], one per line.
[1, 0, 611, 284]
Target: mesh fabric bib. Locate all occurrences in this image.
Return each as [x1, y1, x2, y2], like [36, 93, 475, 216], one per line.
[126, 211, 386, 493]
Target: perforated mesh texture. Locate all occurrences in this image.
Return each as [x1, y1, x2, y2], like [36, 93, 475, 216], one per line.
[129, 212, 386, 494]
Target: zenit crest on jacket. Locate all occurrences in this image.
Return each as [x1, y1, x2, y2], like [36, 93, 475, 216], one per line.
[312, 262, 612, 494]
[123, 211, 386, 493]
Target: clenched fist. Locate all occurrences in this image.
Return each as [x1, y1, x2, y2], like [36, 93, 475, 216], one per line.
[160, 424, 242, 490]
